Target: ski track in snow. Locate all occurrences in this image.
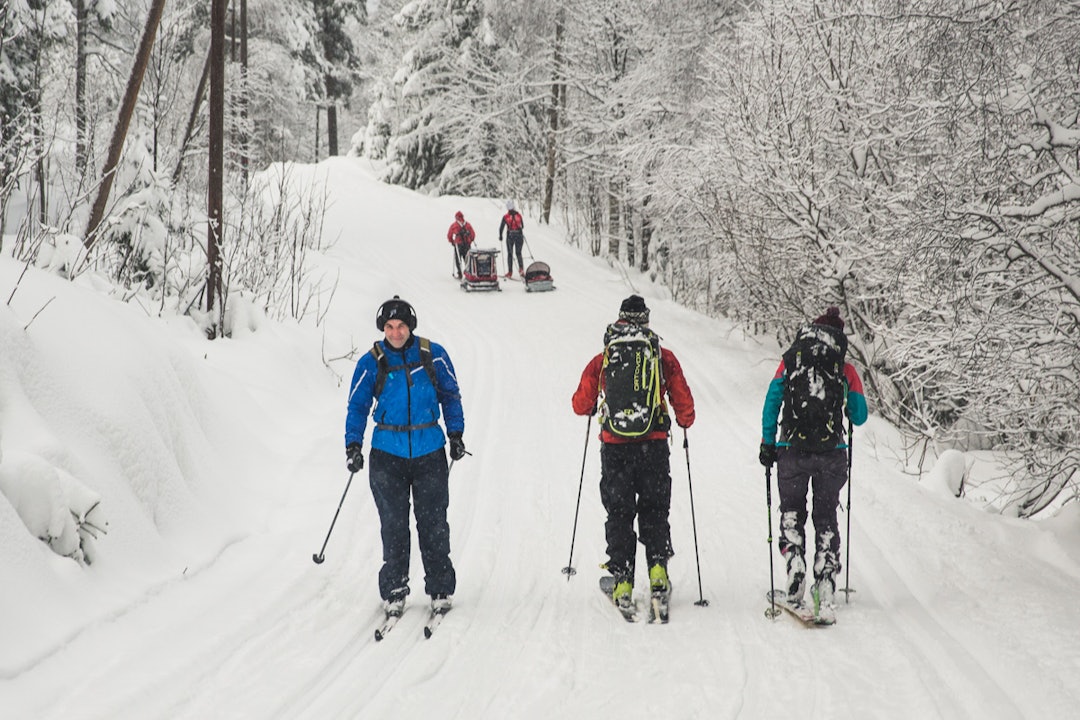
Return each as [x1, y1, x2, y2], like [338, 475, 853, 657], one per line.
[4, 158, 1080, 719]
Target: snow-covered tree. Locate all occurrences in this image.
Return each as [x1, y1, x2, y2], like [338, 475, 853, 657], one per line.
[378, 0, 490, 191]
[0, 0, 73, 243]
[308, 0, 366, 156]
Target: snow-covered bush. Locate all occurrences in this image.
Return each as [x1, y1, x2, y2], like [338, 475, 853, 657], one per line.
[0, 451, 108, 565]
[923, 449, 969, 499]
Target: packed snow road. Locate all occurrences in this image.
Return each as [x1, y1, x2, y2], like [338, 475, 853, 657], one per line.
[3, 158, 1079, 719]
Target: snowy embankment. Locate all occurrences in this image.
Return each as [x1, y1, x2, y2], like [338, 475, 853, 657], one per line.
[2, 157, 1079, 719]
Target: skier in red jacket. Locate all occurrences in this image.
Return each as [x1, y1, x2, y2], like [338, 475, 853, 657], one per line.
[572, 295, 695, 613]
[498, 200, 525, 278]
[447, 211, 475, 279]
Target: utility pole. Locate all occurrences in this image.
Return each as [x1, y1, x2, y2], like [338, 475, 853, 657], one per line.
[207, 0, 226, 336]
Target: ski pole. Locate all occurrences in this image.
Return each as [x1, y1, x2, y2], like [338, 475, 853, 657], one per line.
[561, 417, 592, 579]
[843, 419, 855, 602]
[313, 472, 356, 564]
[765, 465, 780, 619]
[683, 429, 709, 607]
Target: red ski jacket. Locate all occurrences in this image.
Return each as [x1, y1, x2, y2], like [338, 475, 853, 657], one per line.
[499, 211, 524, 241]
[572, 343, 695, 443]
[447, 220, 475, 246]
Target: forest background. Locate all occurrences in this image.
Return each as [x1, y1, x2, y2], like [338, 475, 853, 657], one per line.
[1, 0, 1077, 517]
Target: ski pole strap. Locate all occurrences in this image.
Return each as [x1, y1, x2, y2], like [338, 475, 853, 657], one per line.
[375, 420, 439, 432]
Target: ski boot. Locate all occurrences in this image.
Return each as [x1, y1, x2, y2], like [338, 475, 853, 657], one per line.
[382, 597, 405, 617]
[431, 593, 453, 614]
[784, 552, 807, 607]
[648, 564, 671, 623]
[810, 576, 836, 625]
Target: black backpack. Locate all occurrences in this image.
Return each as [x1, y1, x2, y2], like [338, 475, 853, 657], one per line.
[599, 323, 668, 438]
[781, 324, 847, 452]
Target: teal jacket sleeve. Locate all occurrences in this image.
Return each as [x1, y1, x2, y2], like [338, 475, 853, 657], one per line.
[761, 361, 786, 445]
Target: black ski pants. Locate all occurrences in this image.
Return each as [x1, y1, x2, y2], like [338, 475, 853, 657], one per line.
[776, 446, 847, 581]
[452, 243, 469, 276]
[599, 439, 673, 585]
[505, 232, 524, 274]
[368, 447, 456, 601]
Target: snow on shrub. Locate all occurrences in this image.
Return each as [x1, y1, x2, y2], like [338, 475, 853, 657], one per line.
[924, 449, 969, 498]
[0, 451, 108, 565]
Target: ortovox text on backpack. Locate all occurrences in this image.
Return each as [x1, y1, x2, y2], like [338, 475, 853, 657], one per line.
[599, 323, 669, 438]
[780, 324, 847, 452]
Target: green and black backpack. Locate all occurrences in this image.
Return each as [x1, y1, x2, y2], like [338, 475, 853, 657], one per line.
[599, 323, 668, 438]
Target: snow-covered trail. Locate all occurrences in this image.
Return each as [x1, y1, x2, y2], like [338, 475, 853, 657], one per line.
[5, 158, 1080, 720]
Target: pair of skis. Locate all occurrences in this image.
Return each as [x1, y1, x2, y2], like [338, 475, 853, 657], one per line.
[598, 576, 669, 624]
[765, 589, 836, 627]
[373, 604, 450, 641]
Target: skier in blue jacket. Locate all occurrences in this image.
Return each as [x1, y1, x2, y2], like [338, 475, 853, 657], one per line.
[345, 296, 465, 616]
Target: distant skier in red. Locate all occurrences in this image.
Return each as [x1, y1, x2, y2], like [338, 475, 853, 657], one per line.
[447, 211, 475, 279]
[499, 200, 525, 278]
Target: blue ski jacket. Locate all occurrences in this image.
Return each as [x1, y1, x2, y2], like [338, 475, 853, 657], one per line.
[345, 336, 464, 459]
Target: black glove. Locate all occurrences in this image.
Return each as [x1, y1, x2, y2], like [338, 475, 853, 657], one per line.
[759, 442, 777, 468]
[346, 442, 364, 472]
[448, 432, 466, 461]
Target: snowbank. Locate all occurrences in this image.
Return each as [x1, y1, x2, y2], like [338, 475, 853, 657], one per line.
[0, 261, 245, 674]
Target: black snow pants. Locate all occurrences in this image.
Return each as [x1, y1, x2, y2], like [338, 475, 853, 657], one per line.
[505, 232, 524, 274]
[599, 439, 673, 585]
[776, 446, 848, 582]
[452, 243, 470, 277]
[368, 447, 456, 601]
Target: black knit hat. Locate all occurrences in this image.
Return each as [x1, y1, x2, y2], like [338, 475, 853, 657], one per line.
[376, 296, 417, 331]
[618, 295, 650, 325]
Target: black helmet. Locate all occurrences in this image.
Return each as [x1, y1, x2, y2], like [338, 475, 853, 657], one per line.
[376, 295, 417, 331]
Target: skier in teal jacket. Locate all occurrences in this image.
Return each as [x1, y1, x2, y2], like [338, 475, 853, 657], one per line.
[759, 306, 867, 621]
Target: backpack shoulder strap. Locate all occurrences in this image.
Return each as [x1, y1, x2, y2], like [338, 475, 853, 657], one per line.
[369, 342, 389, 397]
[417, 336, 438, 388]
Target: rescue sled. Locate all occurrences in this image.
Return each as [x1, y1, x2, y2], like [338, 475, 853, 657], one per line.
[524, 261, 555, 292]
[461, 247, 502, 292]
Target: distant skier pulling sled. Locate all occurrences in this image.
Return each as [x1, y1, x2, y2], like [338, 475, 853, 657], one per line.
[460, 248, 501, 292]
